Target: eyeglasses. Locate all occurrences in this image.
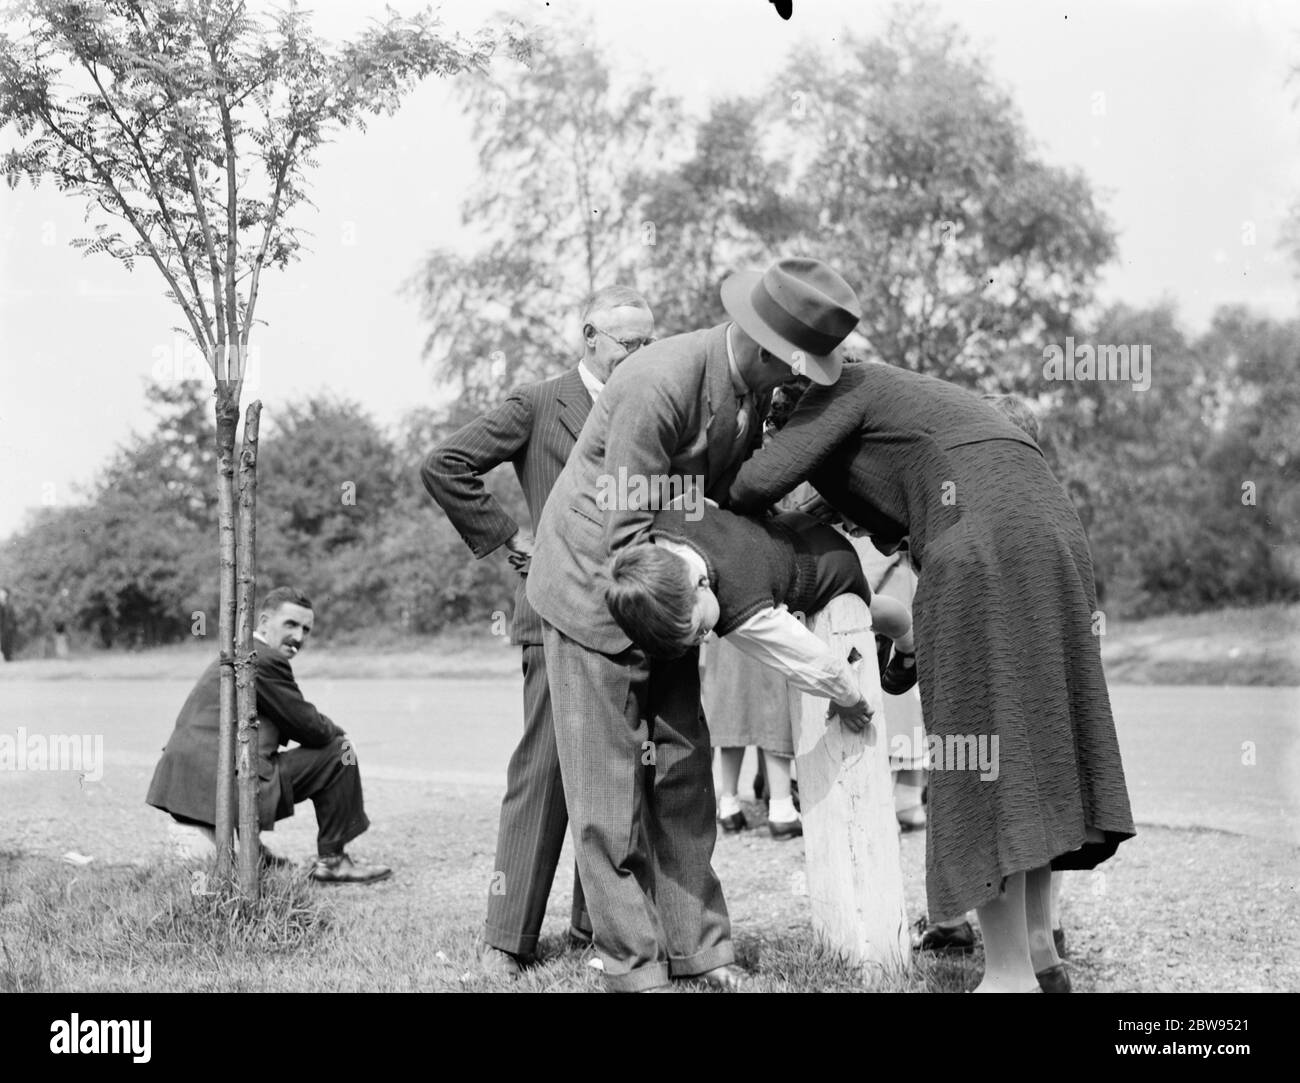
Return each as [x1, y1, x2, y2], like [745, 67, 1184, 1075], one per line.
[592, 326, 654, 354]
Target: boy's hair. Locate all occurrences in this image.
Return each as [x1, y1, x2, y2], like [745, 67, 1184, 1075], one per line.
[983, 393, 1040, 442]
[260, 586, 313, 616]
[606, 545, 697, 659]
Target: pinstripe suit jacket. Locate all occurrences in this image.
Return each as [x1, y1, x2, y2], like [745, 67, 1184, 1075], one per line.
[526, 323, 764, 655]
[421, 367, 592, 646]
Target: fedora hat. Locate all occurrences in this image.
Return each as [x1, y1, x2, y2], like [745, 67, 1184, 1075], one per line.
[720, 257, 861, 385]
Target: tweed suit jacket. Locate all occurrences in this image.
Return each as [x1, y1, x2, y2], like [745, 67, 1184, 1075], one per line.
[527, 323, 764, 655]
[421, 367, 592, 646]
[146, 649, 345, 830]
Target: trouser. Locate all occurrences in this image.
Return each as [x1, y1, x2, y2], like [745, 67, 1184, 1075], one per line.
[542, 621, 733, 993]
[171, 734, 369, 857]
[277, 735, 370, 855]
[485, 643, 591, 957]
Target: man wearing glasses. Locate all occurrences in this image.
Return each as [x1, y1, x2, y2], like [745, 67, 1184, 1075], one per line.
[421, 286, 654, 977]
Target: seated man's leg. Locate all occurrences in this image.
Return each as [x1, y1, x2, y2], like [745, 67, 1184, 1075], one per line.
[278, 736, 390, 883]
[644, 651, 735, 980]
[542, 620, 668, 993]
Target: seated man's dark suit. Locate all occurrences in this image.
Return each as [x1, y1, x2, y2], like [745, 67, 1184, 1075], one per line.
[421, 367, 592, 957]
[146, 646, 369, 853]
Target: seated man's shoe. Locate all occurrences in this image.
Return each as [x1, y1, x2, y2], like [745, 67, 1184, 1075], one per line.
[309, 852, 392, 885]
[567, 925, 594, 950]
[913, 916, 975, 954]
[1053, 926, 1067, 958]
[880, 649, 918, 695]
[696, 963, 745, 991]
[768, 817, 803, 841]
[1036, 962, 1071, 993]
[718, 811, 747, 833]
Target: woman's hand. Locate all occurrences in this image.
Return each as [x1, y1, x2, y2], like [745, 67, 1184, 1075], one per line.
[828, 694, 873, 733]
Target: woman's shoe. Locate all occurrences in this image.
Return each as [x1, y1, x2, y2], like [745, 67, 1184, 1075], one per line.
[718, 811, 747, 833]
[881, 649, 918, 694]
[896, 804, 927, 831]
[1036, 963, 1071, 993]
[768, 818, 803, 841]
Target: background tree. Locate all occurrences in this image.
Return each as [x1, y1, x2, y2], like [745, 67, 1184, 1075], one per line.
[408, 22, 680, 415]
[771, 7, 1115, 386]
[0, 0, 523, 892]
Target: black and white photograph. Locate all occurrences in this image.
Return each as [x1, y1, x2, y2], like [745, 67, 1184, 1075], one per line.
[0, 0, 1296, 1038]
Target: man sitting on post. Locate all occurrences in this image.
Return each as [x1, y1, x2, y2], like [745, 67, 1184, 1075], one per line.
[146, 586, 391, 884]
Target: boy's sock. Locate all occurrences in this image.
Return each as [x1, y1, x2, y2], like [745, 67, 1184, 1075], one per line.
[718, 793, 742, 819]
[768, 796, 799, 824]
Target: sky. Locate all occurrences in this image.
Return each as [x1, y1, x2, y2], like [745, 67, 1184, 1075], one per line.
[1, 0, 1298, 541]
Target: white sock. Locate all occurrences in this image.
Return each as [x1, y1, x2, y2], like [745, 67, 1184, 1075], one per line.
[895, 782, 923, 809]
[768, 797, 799, 823]
[718, 793, 742, 818]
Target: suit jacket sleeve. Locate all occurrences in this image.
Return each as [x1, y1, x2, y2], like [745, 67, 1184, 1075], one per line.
[602, 379, 691, 556]
[256, 654, 344, 748]
[420, 388, 534, 558]
[727, 378, 862, 513]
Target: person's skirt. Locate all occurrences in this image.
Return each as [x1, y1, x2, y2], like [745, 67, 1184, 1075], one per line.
[700, 636, 795, 756]
[912, 440, 1136, 921]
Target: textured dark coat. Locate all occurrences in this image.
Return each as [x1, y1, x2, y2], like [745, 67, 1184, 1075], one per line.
[729, 361, 1136, 920]
[146, 648, 344, 830]
[421, 367, 591, 646]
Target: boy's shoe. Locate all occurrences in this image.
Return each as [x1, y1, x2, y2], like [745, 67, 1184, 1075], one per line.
[718, 811, 748, 833]
[769, 817, 803, 841]
[308, 852, 392, 885]
[881, 649, 918, 695]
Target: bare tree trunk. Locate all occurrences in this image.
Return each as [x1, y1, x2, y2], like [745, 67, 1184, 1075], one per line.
[214, 383, 240, 877]
[235, 401, 263, 899]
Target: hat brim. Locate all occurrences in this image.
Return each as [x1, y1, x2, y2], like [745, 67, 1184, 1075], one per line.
[720, 270, 844, 386]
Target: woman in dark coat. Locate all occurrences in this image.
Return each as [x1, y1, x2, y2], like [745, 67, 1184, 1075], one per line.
[728, 360, 1135, 993]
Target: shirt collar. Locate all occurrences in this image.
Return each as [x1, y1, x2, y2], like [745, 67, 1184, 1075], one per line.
[724, 323, 752, 400]
[577, 361, 604, 400]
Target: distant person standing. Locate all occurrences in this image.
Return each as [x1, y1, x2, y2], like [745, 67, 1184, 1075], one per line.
[0, 586, 16, 661]
[422, 286, 655, 976]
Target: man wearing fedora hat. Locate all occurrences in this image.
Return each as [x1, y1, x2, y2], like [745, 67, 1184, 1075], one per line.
[525, 257, 862, 992]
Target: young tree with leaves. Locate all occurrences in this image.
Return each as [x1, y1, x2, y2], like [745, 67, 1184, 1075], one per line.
[1, 0, 523, 894]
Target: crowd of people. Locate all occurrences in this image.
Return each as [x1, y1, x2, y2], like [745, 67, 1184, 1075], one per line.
[143, 256, 1135, 993]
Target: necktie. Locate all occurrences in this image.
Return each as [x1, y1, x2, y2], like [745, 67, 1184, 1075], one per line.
[733, 392, 751, 456]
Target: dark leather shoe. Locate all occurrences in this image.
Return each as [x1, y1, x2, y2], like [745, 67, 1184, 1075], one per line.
[568, 926, 594, 950]
[1036, 962, 1071, 993]
[1053, 927, 1067, 958]
[718, 811, 747, 833]
[768, 817, 803, 841]
[914, 917, 975, 953]
[881, 649, 918, 695]
[309, 853, 392, 885]
[696, 964, 745, 991]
